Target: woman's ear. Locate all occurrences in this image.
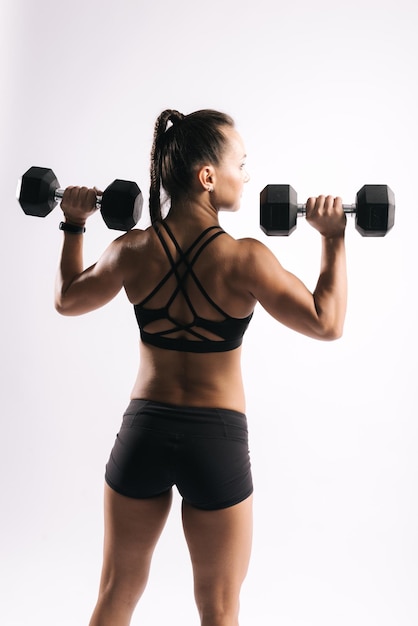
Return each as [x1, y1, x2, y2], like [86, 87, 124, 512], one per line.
[197, 165, 216, 192]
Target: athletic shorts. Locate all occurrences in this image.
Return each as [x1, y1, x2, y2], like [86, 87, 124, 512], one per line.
[105, 399, 253, 510]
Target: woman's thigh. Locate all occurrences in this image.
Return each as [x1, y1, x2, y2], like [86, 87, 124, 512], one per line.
[181, 495, 253, 618]
[100, 484, 173, 596]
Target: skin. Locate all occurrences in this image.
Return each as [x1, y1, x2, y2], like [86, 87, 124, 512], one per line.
[56, 127, 347, 626]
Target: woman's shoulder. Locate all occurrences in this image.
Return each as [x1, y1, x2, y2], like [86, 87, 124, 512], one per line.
[214, 233, 275, 286]
[220, 234, 286, 291]
[223, 233, 272, 262]
[111, 224, 158, 253]
[101, 226, 162, 278]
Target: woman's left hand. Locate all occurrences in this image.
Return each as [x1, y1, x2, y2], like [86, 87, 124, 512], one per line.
[61, 186, 102, 227]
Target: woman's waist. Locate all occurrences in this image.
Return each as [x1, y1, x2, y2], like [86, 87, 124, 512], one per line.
[121, 398, 249, 437]
[134, 344, 245, 411]
[131, 373, 245, 413]
[130, 381, 246, 414]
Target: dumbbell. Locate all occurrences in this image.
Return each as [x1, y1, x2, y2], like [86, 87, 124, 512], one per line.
[17, 166, 143, 231]
[260, 184, 395, 237]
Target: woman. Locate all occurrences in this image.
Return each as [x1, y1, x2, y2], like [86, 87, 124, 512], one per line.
[56, 109, 347, 626]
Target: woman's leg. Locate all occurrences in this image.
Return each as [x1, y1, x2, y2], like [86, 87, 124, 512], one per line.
[89, 483, 173, 626]
[181, 495, 253, 626]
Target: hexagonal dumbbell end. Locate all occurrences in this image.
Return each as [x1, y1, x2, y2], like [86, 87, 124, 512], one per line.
[101, 180, 143, 231]
[355, 185, 395, 237]
[260, 184, 298, 236]
[17, 166, 60, 217]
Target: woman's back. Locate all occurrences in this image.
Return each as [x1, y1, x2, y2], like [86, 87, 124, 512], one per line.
[122, 215, 257, 411]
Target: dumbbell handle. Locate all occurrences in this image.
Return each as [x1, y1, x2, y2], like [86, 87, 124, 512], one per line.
[297, 202, 356, 215]
[54, 188, 103, 210]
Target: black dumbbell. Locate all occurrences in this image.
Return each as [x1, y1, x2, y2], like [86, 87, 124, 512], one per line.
[260, 184, 395, 237]
[17, 166, 143, 231]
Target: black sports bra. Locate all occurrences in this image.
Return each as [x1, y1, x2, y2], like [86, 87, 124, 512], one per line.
[134, 222, 253, 353]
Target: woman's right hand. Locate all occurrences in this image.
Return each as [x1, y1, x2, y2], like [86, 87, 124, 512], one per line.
[305, 195, 346, 238]
[61, 186, 101, 227]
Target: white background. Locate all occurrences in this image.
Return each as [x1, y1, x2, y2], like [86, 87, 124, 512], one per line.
[1, 1, 417, 624]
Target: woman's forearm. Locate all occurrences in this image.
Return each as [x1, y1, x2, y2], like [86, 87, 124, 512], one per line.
[55, 231, 85, 311]
[313, 234, 347, 339]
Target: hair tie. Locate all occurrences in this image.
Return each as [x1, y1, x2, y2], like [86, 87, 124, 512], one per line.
[169, 110, 185, 127]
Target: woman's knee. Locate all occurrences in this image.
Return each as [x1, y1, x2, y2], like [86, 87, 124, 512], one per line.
[194, 582, 241, 626]
[99, 571, 147, 610]
[197, 603, 240, 626]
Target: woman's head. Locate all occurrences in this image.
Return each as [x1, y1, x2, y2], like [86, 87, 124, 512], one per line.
[149, 109, 236, 223]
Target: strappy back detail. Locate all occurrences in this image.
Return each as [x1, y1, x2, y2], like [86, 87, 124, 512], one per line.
[134, 222, 253, 353]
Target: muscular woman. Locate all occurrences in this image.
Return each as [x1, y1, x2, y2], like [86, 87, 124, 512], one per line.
[55, 109, 347, 626]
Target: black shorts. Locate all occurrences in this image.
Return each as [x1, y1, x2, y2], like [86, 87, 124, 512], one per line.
[105, 399, 253, 510]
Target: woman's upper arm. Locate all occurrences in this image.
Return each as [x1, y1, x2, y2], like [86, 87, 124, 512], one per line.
[242, 238, 326, 339]
[55, 238, 127, 316]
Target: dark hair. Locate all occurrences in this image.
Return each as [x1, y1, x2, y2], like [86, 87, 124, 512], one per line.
[149, 109, 235, 223]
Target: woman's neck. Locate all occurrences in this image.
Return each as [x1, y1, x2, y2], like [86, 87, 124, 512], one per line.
[165, 194, 220, 230]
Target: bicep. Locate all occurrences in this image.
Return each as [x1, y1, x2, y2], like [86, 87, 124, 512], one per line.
[246, 241, 324, 339]
[55, 243, 125, 316]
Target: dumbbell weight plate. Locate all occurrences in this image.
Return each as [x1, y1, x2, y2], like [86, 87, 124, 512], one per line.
[101, 180, 143, 231]
[356, 185, 395, 237]
[260, 185, 298, 236]
[17, 166, 60, 217]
